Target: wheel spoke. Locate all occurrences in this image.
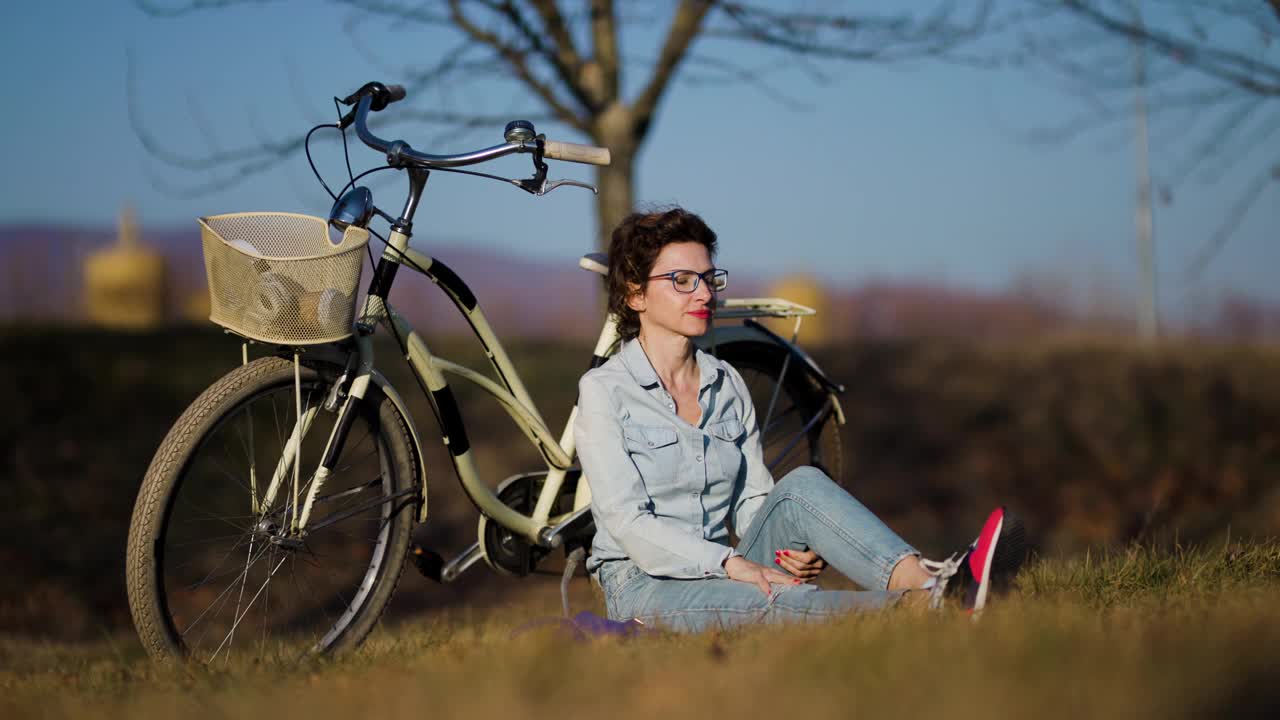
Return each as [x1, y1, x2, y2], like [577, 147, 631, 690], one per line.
[139, 363, 413, 664]
[714, 343, 841, 484]
[761, 404, 802, 436]
[180, 539, 274, 638]
[178, 531, 254, 591]
[168, 531, 249, 549]
[210, 550, 290, 662]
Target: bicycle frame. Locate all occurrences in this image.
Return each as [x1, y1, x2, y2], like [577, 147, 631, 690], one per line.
[355, 226, 612, 547]
[259, 224, 843, 568]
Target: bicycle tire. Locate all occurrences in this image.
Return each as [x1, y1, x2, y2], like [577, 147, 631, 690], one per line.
[711, 340, 844, 488]
[126, 356, 418, 663]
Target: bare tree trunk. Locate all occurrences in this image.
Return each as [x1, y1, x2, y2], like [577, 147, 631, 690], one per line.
[593, 149, 633, 251]
[591, 103, 639, 252]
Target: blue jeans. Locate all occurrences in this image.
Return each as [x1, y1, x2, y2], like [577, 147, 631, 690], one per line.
[592, 466, 919, 633]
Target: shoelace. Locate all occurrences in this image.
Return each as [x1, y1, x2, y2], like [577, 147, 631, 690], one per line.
[920, 551, 967, 610]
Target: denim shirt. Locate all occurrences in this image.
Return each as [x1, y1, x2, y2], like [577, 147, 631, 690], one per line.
[575, 338, 775, 578]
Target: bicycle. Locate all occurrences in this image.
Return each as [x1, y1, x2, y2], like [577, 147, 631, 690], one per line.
[125, 81, 849, 663]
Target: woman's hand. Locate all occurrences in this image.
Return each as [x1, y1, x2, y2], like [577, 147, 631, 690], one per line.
[724, 555, 802, 595]
[775, 549, 827, 579]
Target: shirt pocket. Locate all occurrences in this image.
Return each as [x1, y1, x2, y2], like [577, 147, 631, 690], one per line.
[707, 413, 746, 479]
[622, 423, 681, 494]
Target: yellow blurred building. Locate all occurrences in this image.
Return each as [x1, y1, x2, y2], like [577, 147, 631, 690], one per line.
[763, 273, 830, 346]
[84, 206, 167, 329]
[183, 289, 212, 324]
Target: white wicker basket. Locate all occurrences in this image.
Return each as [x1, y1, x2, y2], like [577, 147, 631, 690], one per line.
[199, 212, 370, 345]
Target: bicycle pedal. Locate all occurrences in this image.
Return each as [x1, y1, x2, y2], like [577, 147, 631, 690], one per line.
[410, 544, 444, 583]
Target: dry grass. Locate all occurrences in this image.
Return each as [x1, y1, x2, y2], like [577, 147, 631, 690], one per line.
[4, 540, 1279, 719]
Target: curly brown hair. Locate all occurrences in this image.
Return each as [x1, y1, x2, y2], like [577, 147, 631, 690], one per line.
[606, 207, 718, 341]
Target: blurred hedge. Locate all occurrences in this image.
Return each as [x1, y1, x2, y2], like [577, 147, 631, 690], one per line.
[2, 327, 1277, 639]
[813, 340, 1280, 553]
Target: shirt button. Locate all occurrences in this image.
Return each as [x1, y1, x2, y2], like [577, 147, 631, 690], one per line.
[647, 441, 655, 447]
[695, 454, 703, 462]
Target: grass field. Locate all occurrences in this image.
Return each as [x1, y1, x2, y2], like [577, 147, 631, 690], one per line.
[4, 540, 1278, 719]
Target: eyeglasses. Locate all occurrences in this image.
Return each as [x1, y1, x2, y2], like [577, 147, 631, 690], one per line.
[647, 268, 729, 294]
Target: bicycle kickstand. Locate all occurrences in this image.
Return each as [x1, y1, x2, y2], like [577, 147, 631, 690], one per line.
[561, 546, 586, 618]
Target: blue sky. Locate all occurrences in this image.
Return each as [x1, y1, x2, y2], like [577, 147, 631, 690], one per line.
[2, 1, 1275, 319]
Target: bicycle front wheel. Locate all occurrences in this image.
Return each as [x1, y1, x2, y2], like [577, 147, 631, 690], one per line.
[126, 356, 418, 663]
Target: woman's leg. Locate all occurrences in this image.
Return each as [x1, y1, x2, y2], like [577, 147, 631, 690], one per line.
[599, 558, 901, 634]
[592, 466, 921, 633]
[737, 466, 920, 591]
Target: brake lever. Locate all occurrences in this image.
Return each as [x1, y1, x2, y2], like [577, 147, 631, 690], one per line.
[511, 176, 598, 195]
[506, 135, 598, 195]
[541, 178, 598, 195]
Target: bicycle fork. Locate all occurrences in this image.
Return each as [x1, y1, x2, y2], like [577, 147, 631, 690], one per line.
[254, 333, 402, 536]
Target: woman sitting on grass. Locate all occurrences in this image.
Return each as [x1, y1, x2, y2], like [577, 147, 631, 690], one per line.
[575, 207, 1027, 633]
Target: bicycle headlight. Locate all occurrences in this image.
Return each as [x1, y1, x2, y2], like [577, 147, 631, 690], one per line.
[328, 187, 375, 231]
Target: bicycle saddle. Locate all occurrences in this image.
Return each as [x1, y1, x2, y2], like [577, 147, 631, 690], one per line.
[579, 252, 607, 276]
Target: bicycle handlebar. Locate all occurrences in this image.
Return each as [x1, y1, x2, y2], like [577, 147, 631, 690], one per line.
[543, 140, 611, 166]
[384, 84, 407, 105]
[345, 83, 611, 169]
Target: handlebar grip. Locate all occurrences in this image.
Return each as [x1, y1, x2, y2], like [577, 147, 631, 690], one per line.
[385, 84, 407, 103]
[543, 140, 611, 166]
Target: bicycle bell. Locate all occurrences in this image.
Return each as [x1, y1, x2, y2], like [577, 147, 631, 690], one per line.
[504, 120, 536, 144]
[328, 186, 375, 231]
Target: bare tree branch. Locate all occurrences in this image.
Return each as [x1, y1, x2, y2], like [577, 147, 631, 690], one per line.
[1184, 164, 1279, 279]
[524, 1, 594, 107]
[446, 0, 588, 132]
[1006, 1, 1280, 276]
[132, 0, 1005, 251]
[1056, 0, 1280, 95]
[588, 0, 620, 103]
[127, 49, 299, 171]
[1169, 96, 1265, 186]
[185, 90, 224, 154]
[632, 0, 716, 134]
[398, 108, 558, 147]
[136, 0, 263, 17]
[708, 1, 992, 63]
[333, 0, 452, 25]
[677, 52, 815, 111]
[395, 108, 556, 128]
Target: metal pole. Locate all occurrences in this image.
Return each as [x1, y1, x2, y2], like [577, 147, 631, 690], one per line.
[1132, 0, 1159, 341]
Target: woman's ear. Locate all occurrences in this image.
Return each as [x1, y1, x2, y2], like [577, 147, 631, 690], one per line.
[625, 282, 645, 313]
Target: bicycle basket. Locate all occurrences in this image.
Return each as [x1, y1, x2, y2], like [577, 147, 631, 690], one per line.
[199, 212, 370, 345]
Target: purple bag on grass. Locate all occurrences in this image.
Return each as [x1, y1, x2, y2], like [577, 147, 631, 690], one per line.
[509, 610, 650, 641]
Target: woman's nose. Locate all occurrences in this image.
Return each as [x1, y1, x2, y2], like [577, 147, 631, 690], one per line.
[693, 278, 714, 302]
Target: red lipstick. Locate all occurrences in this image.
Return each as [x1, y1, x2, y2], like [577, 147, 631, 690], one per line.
[688, 309, 712, 319]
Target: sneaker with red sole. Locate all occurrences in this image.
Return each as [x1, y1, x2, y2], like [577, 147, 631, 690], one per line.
[922, 506, 1028, 613]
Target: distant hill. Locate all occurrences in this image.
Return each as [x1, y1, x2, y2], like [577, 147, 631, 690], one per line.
[4, 223, 1278, 341]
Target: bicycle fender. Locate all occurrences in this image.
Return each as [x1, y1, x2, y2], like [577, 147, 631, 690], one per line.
[696, 323, 846, 425]
[369, 369, 430, 523]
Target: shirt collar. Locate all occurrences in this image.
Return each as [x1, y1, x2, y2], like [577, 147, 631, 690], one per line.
[619, 337, 721, 392]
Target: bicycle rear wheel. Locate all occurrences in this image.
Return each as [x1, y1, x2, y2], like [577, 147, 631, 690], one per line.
[711, 340, 844, 487]
[126, 356, 418, 663]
